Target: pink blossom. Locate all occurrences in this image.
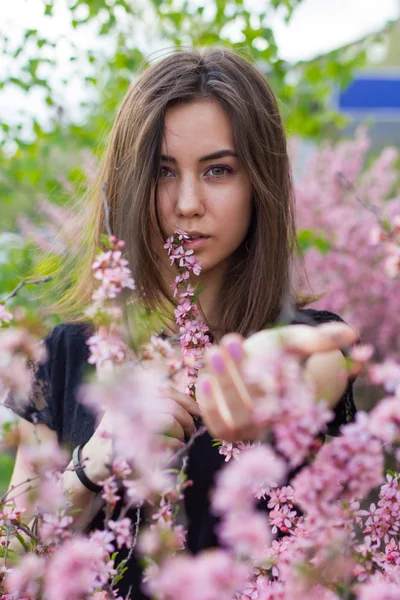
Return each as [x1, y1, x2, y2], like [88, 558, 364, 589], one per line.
[45, 536, 115, 599]
[146, 549, 250, 600]
[350, 344, 374, 363]
[99, 475, 120, 506]
[40, 513, 73, 545]
[294, 128, 400, 360]
[369, 360, 400, 396]
[356, 580, 400, 600]
[293, 413, 384, 520]
[90, 529, 116, 555]
[87, 326, 128, 372]
[212, 445, 286, 515]
[108, 517, 133, 549]
[217, 511, 271, 558]
[218, 440, 252, 462]
[245, 348, 333, 468]
[358, 474, 400, 543]
[0, 305, 12, 327]
[268, 503, 298, 535]
[369, 396, 400, 444]
[5, 554, 45, 598]
[91, 239, 135, 306]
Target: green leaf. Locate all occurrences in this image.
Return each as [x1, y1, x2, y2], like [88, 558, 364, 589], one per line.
[297, 230, 332, 255]
[15, 532, 29, 551]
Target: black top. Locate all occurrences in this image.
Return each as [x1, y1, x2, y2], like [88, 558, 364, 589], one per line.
[5, 308, 356, 599]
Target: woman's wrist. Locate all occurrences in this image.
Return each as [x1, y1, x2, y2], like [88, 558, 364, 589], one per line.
[79, 438, 111, 485]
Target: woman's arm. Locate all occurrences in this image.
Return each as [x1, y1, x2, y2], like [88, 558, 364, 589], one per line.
[7, 384, 202, 551]
[8, 419, 109, 540]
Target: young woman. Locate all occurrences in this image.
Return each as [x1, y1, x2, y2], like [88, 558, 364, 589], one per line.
[6, 48, 358, 599]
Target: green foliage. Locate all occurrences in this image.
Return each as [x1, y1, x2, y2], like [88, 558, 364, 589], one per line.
[0, 0, 373, 231]
[0, 0, 379, 309]
[0, 453, 15, 495]
[297, 230, 332, 255]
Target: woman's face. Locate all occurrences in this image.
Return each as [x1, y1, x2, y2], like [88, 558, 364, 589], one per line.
[156, 98, 253, 281]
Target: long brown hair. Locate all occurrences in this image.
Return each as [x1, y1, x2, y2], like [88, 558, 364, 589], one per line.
[55, 47, 311, 337]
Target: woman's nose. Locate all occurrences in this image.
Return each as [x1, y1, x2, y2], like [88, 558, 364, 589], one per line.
[176, 177, 205, 218]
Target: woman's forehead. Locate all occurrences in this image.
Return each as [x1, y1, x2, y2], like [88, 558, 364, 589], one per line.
[161, 99, 235, 159]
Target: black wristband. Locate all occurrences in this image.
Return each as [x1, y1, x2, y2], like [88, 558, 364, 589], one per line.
[72, 444, 103, 494]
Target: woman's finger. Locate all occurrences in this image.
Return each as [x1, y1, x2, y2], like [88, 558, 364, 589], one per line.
[197, 376, 260, 442]
[245, 323, 359, 358]
[152, 413, 185, 442]
[157, 397, 195, 438]
[196, 377, 229, 435]
[166, 386, 202, 417]
[157, 435, 184, 452]
[205, 345, 253, 430]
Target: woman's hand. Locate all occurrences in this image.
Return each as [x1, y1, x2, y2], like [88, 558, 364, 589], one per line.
[196, 322, 359, 443]
[82, 386, 202, 485]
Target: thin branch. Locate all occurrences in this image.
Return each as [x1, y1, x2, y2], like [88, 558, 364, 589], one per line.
[101, 182, 113, 238]
[337, 172, 382, 221]
[14, 521, 40, 544]
[3, 276, 52, 304]
[1, 476, 41, 504]
[110, 506, 142, 591]
[168, 425, 207, 465]
[4, 526, 9, 567]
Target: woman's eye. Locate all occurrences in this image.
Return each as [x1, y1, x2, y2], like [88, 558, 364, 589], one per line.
[160, 166, 174, 178]
[207, 166, 231, 178]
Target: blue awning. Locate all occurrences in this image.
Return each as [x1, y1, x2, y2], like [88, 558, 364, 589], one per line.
[338, 76, 400, 111]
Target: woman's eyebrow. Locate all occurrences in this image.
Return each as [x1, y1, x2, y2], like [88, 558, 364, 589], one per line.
[160, 149, 239, 163]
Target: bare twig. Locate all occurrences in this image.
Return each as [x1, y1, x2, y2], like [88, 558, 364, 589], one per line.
[3, 276, 52, 304]
[168, 425, 207, 465]
[131, 506, 141, 550]
[14, 521, 40, 544]
[4, 526, 9, 567]
[337, 171, 382, 221]
[110, 506, 142, 591]
[101, 182, 113, 238]
[1, 476, 41, 504]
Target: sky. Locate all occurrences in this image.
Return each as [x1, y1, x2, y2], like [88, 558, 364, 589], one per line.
[0, 0, 399, 135]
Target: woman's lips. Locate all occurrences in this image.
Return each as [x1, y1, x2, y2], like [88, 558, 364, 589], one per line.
[184, 236, 210, 250]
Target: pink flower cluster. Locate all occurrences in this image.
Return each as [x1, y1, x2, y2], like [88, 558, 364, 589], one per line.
[243, 345, 334, 468]
[370, 215, 400, 279]
[86, 235, 136, 373]
[292, 413, 384, 520]
[164, 230, 211, 396]
[0, 328, 46, 406]
[0, 304, 12, 327]
[294, 127, 400, 359]
[82, 364, 175, 505]
[267, 485, 299, 535]
[87, 325, 128, 374]
[212, 445, 286, 563]
[358, 473, 400, 544]
[91, 236, 135, 306]
[146, 549, 251, 600]
[138, 495, 186, 563]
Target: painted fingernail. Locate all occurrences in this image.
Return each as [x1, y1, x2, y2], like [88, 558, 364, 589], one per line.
[201, 379, 212, 395]
[225, 340, 244, 362]
[210, 353, 225, 374]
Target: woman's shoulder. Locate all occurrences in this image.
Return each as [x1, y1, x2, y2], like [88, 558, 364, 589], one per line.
[44, 321, 93, 350]
[4, 321, 93, 434]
